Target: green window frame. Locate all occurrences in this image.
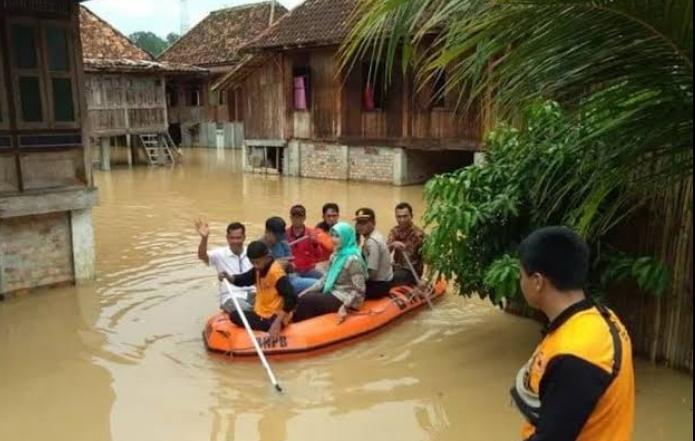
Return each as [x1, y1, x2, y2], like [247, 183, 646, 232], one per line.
[8, 19, 79, 129]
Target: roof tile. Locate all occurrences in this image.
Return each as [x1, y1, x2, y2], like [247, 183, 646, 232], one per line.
[247, 0, 355, 50]
[79, 6, 152, 62]
[159, 2, 288, 66]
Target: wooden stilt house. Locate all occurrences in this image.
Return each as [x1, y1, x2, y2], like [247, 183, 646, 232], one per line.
[79, 6, 206, 168]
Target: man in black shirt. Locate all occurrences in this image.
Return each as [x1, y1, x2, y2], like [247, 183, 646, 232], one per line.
[316, 202, 339, 233]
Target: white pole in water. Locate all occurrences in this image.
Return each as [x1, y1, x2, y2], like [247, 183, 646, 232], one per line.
[402, 251, 434, 310]
[222, 279, 282, 392]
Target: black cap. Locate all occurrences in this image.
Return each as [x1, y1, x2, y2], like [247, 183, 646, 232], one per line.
[247, 240, 269, 259]
[354, 207, 375, 222]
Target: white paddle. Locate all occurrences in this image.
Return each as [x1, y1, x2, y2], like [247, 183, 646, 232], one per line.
[222, 279, 283, 392]
[401, 250, 434, 310]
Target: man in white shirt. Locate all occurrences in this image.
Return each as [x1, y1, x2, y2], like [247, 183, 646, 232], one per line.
[195, 219, 255, 312]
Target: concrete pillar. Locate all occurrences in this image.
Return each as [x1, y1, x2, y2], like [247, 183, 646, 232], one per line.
[203, 123, 217, 148]
[199, 124, 206, 147]
[236, 123, 244, 149]
[285, 140, 300, 177]
[242, 143, 249, 171]
[0, 235, 6, 297]
[393, 147, 407, 186]
[99, 137, 111, 171]
[70, 208, 96, 282]
[474, 151, 486, 166]
[182, 125, 192, 147]
[125, 134, 133, 167]
[341, 144, 350, 180]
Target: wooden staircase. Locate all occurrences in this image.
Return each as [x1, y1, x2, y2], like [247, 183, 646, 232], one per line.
[138, 133, 179, 165]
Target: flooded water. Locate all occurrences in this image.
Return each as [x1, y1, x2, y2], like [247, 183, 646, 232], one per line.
[1, 149, 692, 441]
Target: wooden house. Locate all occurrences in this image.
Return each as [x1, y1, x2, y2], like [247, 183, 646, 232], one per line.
[1, 0, 96, 296]
[79, 6, 206, 168]
[219, 0, 483, 185]
[158, 1, 286, 149]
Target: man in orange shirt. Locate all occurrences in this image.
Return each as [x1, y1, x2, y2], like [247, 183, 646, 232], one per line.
[221, 241, 297, 339]
[511, 227, 635, 441]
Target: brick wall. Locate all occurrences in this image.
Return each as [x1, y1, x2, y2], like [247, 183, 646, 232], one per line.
[298, 142, 349, 180]
[0, 212, 74, 294]
[348, 146, 395, 183]
[293, 142, 396, 183]
[288, 141, 471, 185]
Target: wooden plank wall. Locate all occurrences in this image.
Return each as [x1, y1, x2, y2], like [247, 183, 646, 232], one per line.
[410, 73, 482, 142]
[243, 57, 284, 140]
[340, 60, 481, 146]
[243, 47, 482, 148]
[168, 106, 205, 125]
[86, 74, 167, 135]
[165, 77, 207, 125]
[310, 50, 340, 140]
[342, 61, 362, 138]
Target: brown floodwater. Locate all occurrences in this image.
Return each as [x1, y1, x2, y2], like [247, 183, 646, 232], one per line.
[1, 149, 692, 441]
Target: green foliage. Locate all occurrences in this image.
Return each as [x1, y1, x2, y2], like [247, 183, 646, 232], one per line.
[342, 0, 692, 239]
[129, 31, 168, 57]
[166, 32, 181, 45]
[342, 0, 690, 305]
[601, 252, 671, 297]
[483, 255, 521, 306]
[422, 101, 672, 303]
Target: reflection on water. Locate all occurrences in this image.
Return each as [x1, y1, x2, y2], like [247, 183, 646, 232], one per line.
[1, 149, 692, 441]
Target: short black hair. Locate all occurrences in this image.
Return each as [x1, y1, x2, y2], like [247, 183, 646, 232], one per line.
[247, 240, 269, 259]
[226, 222, 245, 235]
[322, 203, 339, 214]
[265, 216, 286, 235]
[395, 202, 413, 215]
[519, 226, 590, 291]
[290, 204, 306, 217]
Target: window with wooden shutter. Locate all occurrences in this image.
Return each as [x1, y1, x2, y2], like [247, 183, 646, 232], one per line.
[292, 66, 310, 111]
[46, 25, 76, 124]
[11, 22, 46, 125]
[3, 16, 85, 193]
[8, 20, 79, 128]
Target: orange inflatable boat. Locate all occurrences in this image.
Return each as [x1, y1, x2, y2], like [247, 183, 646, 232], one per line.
[203, 280, 447, 357]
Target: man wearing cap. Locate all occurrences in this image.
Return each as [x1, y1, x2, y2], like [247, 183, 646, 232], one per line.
[287, 204, 333, 279]
[220, 240, 297, 339]
[354, 207, 394, 299]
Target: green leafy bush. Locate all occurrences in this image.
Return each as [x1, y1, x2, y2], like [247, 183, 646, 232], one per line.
[423, 101, 671, 304]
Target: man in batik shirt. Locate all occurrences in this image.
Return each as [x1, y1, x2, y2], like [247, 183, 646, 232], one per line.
[387, 202, 426, 286]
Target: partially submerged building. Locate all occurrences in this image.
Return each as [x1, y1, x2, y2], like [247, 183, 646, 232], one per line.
[79, 6, 206, 169]
[158, 1, 287, 149]
[1, 0, 96, 296]
[216, 0, 483, 185]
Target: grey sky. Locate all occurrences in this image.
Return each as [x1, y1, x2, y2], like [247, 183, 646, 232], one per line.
[84, 0, 304, 38]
